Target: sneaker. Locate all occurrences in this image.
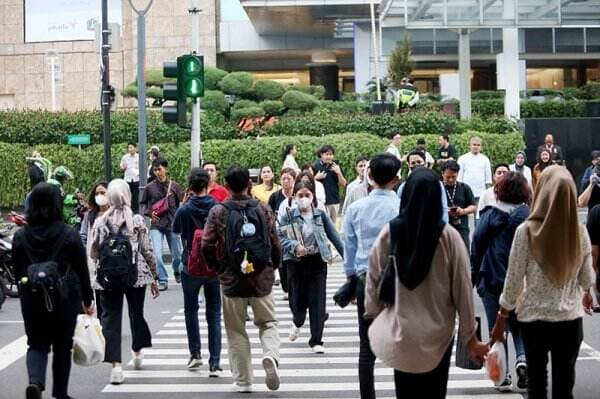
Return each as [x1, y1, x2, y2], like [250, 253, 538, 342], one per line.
[594, 305, 600, 313]
[174, 272, 181, 284]
[132, 351, 143, 370]
[25, 384, 42, 399]
[187, 354, 203, 369]
[312, 345, 325, 354]
[232, 383, 253, 393]
[262, 356, 280, 391]
[110, 366, 125, 385]
[209, 366, 223, 377]
[495, 376, 513, 392]
[288, 325, 300, 342]
[515, 362, 528, 391]
[159, 281, 168, 291]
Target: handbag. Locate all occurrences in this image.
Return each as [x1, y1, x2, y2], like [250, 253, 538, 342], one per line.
[333, 275, 358, 308]
[455, 316, 483, 370]
[151, 180, 172, 217]
[377, 222, 398, 306]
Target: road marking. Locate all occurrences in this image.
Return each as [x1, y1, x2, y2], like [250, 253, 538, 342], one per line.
[0, 335, 28, 371]
[157, 326, 361, 335]
[0, 321, 24, 324]
[165, 318, 359, 325]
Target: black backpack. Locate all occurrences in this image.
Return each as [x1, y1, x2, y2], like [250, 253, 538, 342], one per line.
[97, 224, 137, 290]
[223, 200, 271, 274]
[21, 227, 69, 313]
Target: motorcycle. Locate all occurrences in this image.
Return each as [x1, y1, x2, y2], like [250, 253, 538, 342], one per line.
[0, 225, 19, 305]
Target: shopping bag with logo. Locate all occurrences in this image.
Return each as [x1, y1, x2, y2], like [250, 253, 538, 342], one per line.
[73, 314, 105, 367]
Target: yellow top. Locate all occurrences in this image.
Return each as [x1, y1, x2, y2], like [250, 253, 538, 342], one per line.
[252, 183, 281, 205]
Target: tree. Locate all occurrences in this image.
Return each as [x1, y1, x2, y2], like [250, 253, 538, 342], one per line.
[388, 37, 415, 88]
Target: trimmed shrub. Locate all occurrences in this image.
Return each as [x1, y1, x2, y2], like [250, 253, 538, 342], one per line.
[254, 80, 286, 101]
[205, 67, 229, 91]
[260, 100, 285, 116]
[219, 72, 254, 96]
[282, 90, 319, 112]
[318, 100, 367, 114]
[233, 99, 259, 110]
[472, 99, 504, 116]
[231, 106, 265, 121]
[202, 90, 229, 115]
[472, 90, 504, 100]
[520, 100, 585, 118]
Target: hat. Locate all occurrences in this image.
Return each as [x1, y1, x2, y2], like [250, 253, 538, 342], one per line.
[592, 150, 600, 159]
[148, 145, 160, 153]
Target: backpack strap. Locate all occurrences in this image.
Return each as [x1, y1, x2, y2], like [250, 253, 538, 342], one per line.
[22, 225, 69, 265]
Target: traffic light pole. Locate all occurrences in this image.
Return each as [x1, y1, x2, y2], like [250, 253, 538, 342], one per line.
[190, 0, 202, 168]
[101, 0, 112, 182]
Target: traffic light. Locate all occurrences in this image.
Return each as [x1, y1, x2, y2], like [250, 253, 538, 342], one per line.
[162, 54, 204, 127]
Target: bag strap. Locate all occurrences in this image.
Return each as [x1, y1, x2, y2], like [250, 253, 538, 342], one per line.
[388, 220, 399, 258]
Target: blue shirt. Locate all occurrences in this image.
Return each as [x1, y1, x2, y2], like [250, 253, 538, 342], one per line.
[343, 189, 400, 277]
[397, 181, 449, 224]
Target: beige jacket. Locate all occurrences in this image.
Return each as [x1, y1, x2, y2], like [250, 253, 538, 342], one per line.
[365, 224, 476, 373]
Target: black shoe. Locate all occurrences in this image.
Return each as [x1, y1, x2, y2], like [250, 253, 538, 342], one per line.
[174, 273, 181, 284]
[515, 362, 528, 391]
[187, 353, 203, 369]
[26, 384, 42, 399]
[324, 313, 329, 323]
[593, 306, 600, 313]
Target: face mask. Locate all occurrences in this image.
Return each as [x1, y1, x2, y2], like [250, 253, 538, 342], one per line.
[297, 197, 313, 209]
[95, 194, 109, 207]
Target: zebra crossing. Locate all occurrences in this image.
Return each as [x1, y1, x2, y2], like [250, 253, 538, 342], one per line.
[101, 265, 526, 398]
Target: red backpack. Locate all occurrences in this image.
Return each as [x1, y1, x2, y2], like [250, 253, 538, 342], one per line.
[186, 214, 217, 277]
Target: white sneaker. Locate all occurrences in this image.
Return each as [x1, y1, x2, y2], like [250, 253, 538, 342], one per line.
[288, 325, 301, 342]
[132, 351, 143, 370]
[110, 366, 125, 385]
[262, 356, 280, 391]
[186, 354, 203, 369]
[312, 345, 325, 354]
[232, 383, 253, 393]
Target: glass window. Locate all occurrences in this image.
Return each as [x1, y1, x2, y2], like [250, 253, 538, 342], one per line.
[470, 29, 491, 54]
[587, 28, 600, 53]
[408, 29, 435, 55]
[524, 29, 553, 53]
[492, 28, 503, 53]
[435, 29, 458, 55]
[556, 28, 583, 53]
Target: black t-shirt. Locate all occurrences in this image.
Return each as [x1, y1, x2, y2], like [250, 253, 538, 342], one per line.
[587, 204, 600, 274]
[438, 144, 457, 161]
[313, 160, 344, 205]
[444, 182, 476, 232]
[588, 185, 600, 211]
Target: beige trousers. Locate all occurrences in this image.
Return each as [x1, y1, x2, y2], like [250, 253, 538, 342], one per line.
[222, 293, 280, 386]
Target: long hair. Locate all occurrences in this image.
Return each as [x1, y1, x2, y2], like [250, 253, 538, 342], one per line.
[281, 144, 295, 162]
[87, 181, 108, 227]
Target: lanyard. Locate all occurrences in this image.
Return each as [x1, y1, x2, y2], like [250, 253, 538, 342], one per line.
[445, 183, 458, 206]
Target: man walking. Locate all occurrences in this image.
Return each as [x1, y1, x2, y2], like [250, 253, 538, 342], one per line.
[313, 145, 347, 224]
[442, 161, 478, 250]
[343, 153, 401, 399]
[203, 166, 282, 393]
[120, 142, 140, 213]
[437, 134, 457, 168]
[203, 161, 229, 202]
[457, 137, 492, 225]
[341, 156, 369, 215]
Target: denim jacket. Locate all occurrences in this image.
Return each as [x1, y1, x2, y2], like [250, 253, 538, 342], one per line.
[278, 207, 344, 263]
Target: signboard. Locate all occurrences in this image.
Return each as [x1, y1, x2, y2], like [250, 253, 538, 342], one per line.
[67, 134, 91, 146]
[25, 0, 122, 43]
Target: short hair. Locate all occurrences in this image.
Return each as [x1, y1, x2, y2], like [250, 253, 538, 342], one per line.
[591, 150, 600, 159]
[280, 167, 297, 179]
[26, 183, 64, 226]
[416, 138, 426, 145]
[149, 147, 160, 158]
[406, 150, 426, 163]
[188, 168, 210, 193]
[355, 156, 369, 165]
[300, 163, 315, 174]
[28, 165, 45, 188]
[470, 136, 482, 144]
[225, 166, 250, 194]
[127, 142, 137, 148]
[442, 160, 460, 173]
[495, 171, 531, 205]
[441, 134, 450, 142]
[202, 161, 218, 170]
[316, 144, 335, 157]
[369, 153, 401, 185]
[494, 163, 510, 174]
[152, 157, 168, 169]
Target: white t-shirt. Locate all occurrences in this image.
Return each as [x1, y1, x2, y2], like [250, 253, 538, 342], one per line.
[478, 186, 497, 213]
[120, 153, 139, 183]
[457, 152, 492, 198]
[283, 155, 300, 173]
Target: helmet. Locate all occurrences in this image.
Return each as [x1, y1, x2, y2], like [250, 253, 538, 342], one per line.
[52, 166, 74, 182]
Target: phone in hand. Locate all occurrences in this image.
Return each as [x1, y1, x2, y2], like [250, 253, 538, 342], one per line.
[449, 206, 459, 215]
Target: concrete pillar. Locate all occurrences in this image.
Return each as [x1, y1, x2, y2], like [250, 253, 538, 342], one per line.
[497, 28, 521, 119]
[309, 64, 340, 100]
[458, 29, 471, 120]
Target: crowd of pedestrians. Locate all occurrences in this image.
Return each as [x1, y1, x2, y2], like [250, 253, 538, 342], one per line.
[13, 134, 598, 399]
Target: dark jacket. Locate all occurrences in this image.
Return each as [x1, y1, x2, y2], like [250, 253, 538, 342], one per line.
[173, 194, 217, 252]
[202, 194, 282, 298]
[140, 178, 184, 232]
[470, 204, 530, 296]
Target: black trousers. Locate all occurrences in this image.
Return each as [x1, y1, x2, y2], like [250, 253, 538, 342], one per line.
[100, 286, 152, 363]
[357, 277, 376, 399]
[285, 254, 327, 347]
[128, 181, 140, 214]
[521, 318, 583, 399]
[279, 263, 289, 293]
[393, 340, 453, 399]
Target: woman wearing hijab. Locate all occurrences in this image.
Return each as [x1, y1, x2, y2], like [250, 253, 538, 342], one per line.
[531, 149, 553, 190]
[509, 151, 532, 187]
[91, 179, 160, 385]
[491, 165, 596, 399]
[365, 168, 488, 398]
[12, 183, 94, 399]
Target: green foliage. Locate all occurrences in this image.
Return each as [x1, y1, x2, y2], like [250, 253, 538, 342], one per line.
[456, 115, 519, 135]
[122, 84, 138, 98]
[144, 69, 173, 87]
[254, 80, 286, 101]
[281, 90, 319, 111]
[233, 100, 259, 110]
[579, 82, 600, 100]
[205, 67, 229, 91]
[388, 37, 415, 88]
[472, 90, 504, 100]
[0, 132, 523, 207]
[472, 99, 505, 116]
[318, 100, 367, 114]
[219, 72, 254, 96]
[231, 106, 265, 122]
[202, 90, 229, 115]
[260, 100, 285, 116]
[520, 100, 585, 118]
[286, 85, 326, 100]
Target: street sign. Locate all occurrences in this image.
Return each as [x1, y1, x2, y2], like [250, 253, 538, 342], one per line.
[67, 134, 91, 145]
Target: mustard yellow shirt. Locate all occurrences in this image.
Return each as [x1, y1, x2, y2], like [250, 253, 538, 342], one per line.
[252, 183, 281, 205]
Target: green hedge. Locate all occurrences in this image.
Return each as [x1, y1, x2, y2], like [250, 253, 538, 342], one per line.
[219, 72, 254, 96]
[281, 90, 319, 111]
[520, 100, 586, 118]
[1, 132, 524, 207]
[254, 80, 286, 101]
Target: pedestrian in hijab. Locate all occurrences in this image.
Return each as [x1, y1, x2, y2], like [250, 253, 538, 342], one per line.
[509, 151, 532, 187]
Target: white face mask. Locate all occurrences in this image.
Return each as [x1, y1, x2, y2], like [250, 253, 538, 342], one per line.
[297, 196, 313, 210]
[95, 194, 109, 207]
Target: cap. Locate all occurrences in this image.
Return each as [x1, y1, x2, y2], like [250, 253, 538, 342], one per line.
[592, 150, 600, 159]
[148, 145, 160, 153]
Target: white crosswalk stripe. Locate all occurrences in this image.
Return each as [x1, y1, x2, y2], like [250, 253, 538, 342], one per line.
[102, 267, 526, 398]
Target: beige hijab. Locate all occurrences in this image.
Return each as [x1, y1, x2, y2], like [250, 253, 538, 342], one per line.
[99, 178, 134, 234]
[527, 165, 581, 287]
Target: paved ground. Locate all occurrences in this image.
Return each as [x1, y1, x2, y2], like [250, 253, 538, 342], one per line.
[1, 263, 600, 399]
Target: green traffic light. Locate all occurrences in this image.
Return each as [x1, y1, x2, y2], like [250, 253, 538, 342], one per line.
[185, 78, 203, 97]
[183, 57, 201, 76]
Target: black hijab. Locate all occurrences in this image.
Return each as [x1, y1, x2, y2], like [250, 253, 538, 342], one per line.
[391, 168, 445, 290]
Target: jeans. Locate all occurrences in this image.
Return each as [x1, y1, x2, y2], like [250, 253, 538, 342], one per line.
[521, 318, 583, 399]
[149, 228, 182, 283]
[181, 271, 222, 368]
[100, 286, 152, 363]
[393, 340, 453, 399]
[286, 254, 327, 347]
[128, 181, 140, 214]
[480, 289, 526, 377]
[357, 277, 376, 399]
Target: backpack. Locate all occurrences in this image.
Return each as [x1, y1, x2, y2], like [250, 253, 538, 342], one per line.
[223, 200, 271, 275]
[97, 224, 137, 290]
[186, 214, 216, 277]
[21, 227, 69, 313]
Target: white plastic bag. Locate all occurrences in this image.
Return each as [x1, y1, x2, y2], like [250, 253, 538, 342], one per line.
[72, 314, 105, 367]
[486, 341, 507, 385]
